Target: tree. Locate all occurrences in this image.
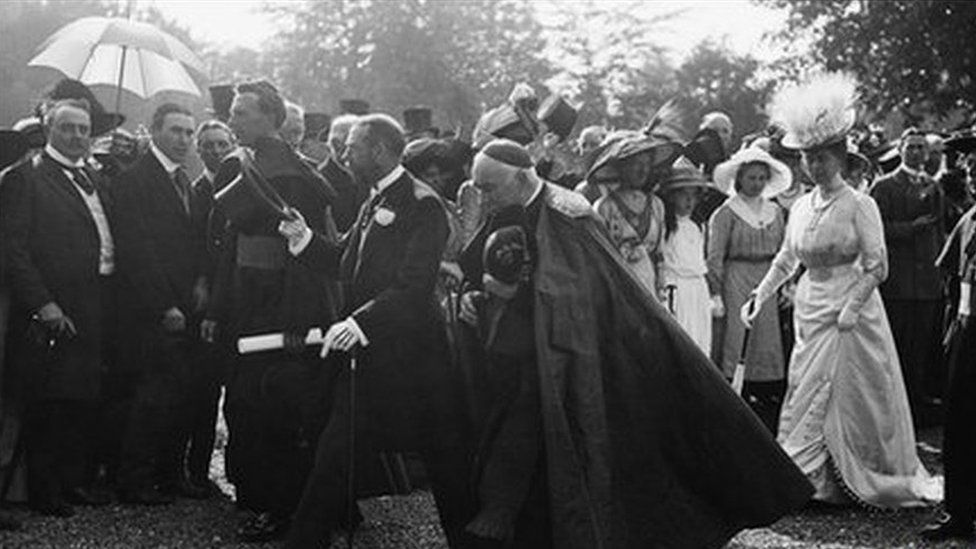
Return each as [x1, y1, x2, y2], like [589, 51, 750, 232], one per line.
[757, 0, 976, 119]
[543, 0, 681, 130]
[261, 0, 552, 131]
[676, 40, 775, 141]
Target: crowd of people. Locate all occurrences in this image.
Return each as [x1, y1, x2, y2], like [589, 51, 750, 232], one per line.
[0, 68, 974, 547]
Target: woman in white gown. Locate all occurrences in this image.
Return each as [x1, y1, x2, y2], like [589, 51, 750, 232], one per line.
[742, 73, 941, 508]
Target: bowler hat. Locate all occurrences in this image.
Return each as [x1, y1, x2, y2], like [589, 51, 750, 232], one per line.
[684, 128, 726, 168]
[537, 95, 578, 142]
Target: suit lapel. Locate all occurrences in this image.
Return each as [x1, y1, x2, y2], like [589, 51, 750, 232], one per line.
[355, 175, 410, 281]
[145, 153, 191, 223]
[40, 154, 95, 222]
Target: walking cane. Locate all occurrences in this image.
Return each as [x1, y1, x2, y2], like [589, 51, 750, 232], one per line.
[346, 353, 357, 549]
[732, 300, 755, 396]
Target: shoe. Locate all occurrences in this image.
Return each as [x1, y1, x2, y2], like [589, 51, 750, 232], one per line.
[920, 515, 975, 541]
[65, 487, 112, 506]
[30, 500, 75, 518]
[119, 487, 175, 506]
[238, 511, 289, 542]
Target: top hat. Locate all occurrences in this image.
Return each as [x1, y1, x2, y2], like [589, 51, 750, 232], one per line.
[339, 99, 370, 116]
[1, 129, 29, 171]
[304, 112, 332, 142]
[45, 78, 125, 136]
[403, 106, 438, 137]
[213, 148, 293, 229]
[209, 84, 235, 122]
[537, 95, 578, 142]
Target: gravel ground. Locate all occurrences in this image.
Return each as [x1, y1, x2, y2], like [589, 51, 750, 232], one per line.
[0, 428, 968, 548]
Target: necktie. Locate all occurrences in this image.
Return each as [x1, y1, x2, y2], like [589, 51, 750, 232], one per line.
[71, 168, 95, 195]
[173, 168, 191, 214]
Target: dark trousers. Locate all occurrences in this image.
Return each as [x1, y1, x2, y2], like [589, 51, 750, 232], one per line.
[886, 299, 943, 415]
[117, 330, 189, 492]
[944, 319, 976, 521]
[175, 341, 223, 483]
[224, 355, 317, 517]
[284, 367, 473, 549]
[25, 399, 96, 507]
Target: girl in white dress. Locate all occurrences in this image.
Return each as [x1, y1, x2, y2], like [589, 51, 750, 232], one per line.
[659, 159, 712, 353]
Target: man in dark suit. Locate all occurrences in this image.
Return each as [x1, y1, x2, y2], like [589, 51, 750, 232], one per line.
[0, 99, 115, 516]
[319, 114, 368, 233]
[870, 128, 946, 419]
[279, 114, 472, 548]
[177, 119, 236, 497]
[113, 103, 209, 504]
[208, 80, 340, 541]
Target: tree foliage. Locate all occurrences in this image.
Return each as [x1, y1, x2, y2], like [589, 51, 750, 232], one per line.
[261, 0, 551, 130]
[757, 0, 976, 118]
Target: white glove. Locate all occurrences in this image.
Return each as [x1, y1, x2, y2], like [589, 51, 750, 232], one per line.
[278, 207, 312, 255]
[320, 317, 369, 358]
[740, 296, 759, 329]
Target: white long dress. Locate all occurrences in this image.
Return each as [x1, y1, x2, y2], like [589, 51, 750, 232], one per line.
[660, 215, 711, 354]
[753, 184, 942, 508]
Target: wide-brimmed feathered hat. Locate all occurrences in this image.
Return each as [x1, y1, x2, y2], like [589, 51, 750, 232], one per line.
[713, 147, 792, 197]
[769, 72, 859, 151]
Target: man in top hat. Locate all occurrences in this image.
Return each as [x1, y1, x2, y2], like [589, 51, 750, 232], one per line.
[318, 114, 368, 233]
[0, 99, 117, 517]
[183, 118, 236, 497]
[870, 128, 946, 420]
[206, 80, 340, 541]
[453, 139, 811, 548]
[278, 113, 473, 548]
[112, 103, 212, 504]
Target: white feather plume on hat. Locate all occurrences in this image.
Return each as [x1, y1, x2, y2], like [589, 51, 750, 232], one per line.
[769, 72, 859, 150]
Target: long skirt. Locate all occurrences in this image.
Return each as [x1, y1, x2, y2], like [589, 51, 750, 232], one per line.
[777, 264, 942, 508]
[668, 275, 711, 355]
[720, 260, 784, 381]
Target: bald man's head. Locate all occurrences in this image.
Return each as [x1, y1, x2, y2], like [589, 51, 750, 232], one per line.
[473, 139, 541, 213]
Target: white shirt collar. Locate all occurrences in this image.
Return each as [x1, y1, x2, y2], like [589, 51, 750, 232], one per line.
[372, 165, 406, 197]
[525, 179, 544, 206]
[45, 143, 85, 169]
[150, 141, 181, 174]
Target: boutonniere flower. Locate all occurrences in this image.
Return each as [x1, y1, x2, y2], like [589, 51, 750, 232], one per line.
[374, 207, 396, 226]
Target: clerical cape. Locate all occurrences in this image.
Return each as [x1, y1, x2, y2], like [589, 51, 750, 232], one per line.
[513, 184, 812, 548]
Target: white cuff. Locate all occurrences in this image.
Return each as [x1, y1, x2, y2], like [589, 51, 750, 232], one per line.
[346, 317, 369, 347]
[288, 227, 313, 256]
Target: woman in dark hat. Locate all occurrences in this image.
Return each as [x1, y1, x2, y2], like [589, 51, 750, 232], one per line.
[589, 131, 681, 300]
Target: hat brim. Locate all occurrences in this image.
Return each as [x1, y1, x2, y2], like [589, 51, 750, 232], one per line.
[587, 136, 682, 183]
[713, 150, 793, 198]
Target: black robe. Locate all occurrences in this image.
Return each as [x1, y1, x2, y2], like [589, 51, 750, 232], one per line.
[478, 184, 813, 548]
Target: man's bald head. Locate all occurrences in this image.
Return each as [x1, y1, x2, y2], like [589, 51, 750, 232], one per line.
[473, 139, 542, 214]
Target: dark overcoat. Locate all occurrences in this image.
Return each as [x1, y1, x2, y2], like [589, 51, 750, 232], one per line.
[0, 153, 113, 401]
